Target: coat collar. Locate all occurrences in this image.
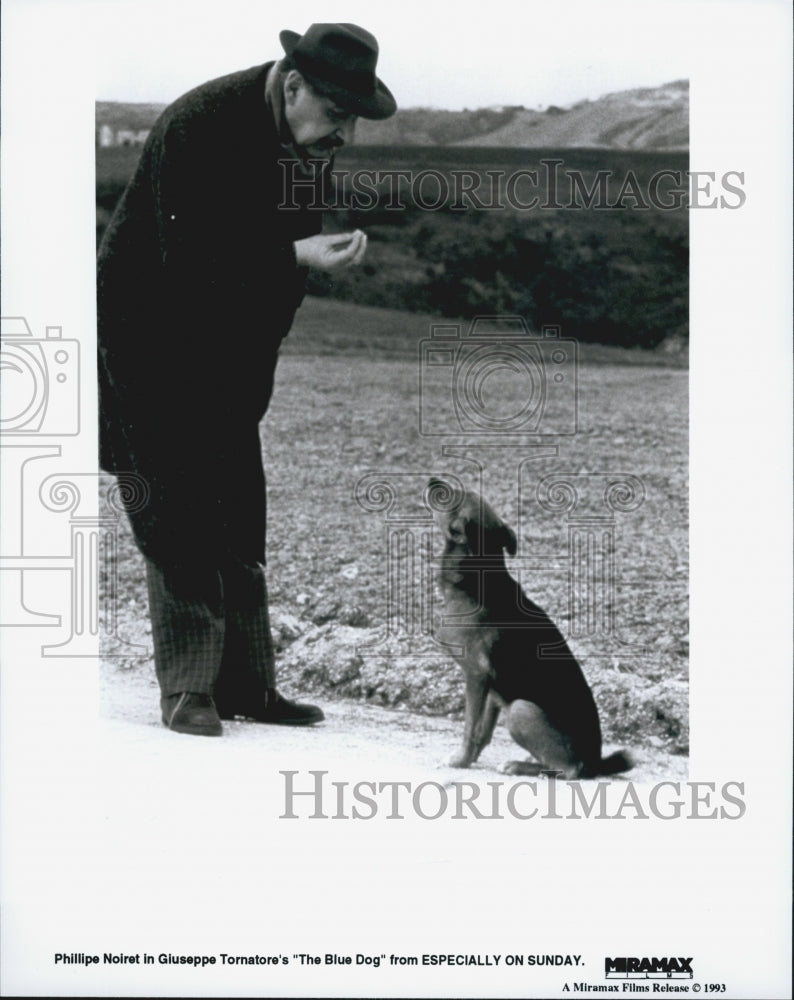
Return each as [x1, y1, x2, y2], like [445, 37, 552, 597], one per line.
[264, 59, 291, 145]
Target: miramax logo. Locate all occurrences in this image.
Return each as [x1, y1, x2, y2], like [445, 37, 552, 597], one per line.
[605, 957, 693, 979]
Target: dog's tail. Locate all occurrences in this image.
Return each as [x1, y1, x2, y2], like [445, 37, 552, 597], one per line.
[596, 750, 635, 776]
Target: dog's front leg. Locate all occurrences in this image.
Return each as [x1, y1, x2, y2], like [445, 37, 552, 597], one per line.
[447, 673, 490, 768]
[471, 692, 501, 763]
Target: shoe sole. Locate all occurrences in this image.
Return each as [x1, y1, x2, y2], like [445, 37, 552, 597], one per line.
[260, 715, 324, 726]
[218, 712, 324, 726]
[162, 714, 223, 736]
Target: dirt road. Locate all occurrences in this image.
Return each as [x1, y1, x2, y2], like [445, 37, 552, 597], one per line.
[101, 663, 687, 785]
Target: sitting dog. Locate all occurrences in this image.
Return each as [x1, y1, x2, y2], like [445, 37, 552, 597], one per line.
[429, 478, 633, 779]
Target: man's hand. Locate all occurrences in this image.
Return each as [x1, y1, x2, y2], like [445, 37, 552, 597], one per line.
[294, 230, 367, 272]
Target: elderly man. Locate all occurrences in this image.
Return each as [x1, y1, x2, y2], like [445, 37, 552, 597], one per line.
[98, 24, 396, 736]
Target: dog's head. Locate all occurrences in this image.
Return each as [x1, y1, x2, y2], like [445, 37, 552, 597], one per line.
[427, 478, 517, 559]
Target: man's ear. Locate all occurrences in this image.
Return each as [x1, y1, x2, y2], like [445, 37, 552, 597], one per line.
[283, 69, 304, 106]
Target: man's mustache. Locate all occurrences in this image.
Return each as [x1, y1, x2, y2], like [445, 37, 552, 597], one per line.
[310, 136, 345, 150]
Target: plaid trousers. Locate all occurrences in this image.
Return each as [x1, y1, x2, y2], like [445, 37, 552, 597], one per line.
[144, 553, 276, 700]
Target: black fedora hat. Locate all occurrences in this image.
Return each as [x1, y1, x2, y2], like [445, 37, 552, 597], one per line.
[280, 23, 397, 120]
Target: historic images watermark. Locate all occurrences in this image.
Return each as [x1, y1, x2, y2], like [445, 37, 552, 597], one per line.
[0, 315, 148, 656]
[279, 771, 746, 821]
[280, 158, 746, 212]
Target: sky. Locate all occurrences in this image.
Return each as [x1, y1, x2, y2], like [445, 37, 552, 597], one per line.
[85, 0, 699, 109]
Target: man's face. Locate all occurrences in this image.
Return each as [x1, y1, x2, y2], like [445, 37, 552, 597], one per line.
[283, 71, 357, 158]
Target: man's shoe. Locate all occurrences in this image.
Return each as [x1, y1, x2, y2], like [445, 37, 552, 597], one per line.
[217, 689, 324, 726]
[161, 692, 223, 736]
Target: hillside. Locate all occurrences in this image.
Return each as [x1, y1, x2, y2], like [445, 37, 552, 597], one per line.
[96, 79, 688, 150]
[456, 80, 689, 150]
[355, 80, 688, 150]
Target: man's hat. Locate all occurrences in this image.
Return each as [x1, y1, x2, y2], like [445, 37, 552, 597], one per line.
[279, 23, 397, 120]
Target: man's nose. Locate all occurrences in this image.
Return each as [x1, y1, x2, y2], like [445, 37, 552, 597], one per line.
[334, 119, 356, 145]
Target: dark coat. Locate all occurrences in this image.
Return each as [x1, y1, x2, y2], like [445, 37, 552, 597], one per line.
[97, 62, 327, 565]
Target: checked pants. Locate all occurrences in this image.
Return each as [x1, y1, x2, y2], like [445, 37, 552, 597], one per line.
[144, 553, 277, 704]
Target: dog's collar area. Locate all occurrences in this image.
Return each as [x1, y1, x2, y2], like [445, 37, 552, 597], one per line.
[439, 556, 511, 569]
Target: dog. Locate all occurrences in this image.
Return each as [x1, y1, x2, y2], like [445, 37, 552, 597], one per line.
[429, 478, 633, 779]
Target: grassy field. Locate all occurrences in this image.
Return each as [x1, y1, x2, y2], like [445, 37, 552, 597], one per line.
[102, 295, 689, 758]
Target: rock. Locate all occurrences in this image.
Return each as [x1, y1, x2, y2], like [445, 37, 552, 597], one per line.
[281, 624, 374, 694]
[310, 598, 371, 628]
[326, 656, 363, 686]
[339, 606, 370, 628]
[311, 598, 342, 625]
[270, 608, 303, 643]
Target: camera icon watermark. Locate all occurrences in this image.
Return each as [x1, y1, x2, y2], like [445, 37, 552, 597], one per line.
[418, 316, 577, 438]
[0, 317, 80, 436]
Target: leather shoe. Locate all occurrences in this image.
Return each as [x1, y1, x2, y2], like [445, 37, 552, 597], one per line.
[161, 692, 223, 736]
[217, 688, 324, 726]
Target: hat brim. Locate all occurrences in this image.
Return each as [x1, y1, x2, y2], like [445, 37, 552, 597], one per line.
[279, 28, 397, 120]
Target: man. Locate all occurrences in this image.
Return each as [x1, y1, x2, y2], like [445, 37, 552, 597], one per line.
[97, 24, 397, 736]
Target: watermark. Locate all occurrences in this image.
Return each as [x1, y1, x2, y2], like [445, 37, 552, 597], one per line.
[354, 314, 647, 659]
[0, 468, 150, 656]
[525, 472, 647, 654]
[279, 771, 746, 821]
[418, 317, 577, 438]
[0, 315, 148, 656]
[1, 318, 80, 436]
[353, 471, 459, 657]
[279, 158, 746, 212]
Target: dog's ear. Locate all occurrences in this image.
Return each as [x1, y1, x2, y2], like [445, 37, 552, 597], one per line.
[502, 524, 518, 557]
[463, 516, 482, 553]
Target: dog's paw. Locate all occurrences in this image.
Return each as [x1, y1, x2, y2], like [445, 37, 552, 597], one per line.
[445, 753, 472, 769]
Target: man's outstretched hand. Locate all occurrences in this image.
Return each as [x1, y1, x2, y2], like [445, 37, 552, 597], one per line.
[294, 230, 368, 272]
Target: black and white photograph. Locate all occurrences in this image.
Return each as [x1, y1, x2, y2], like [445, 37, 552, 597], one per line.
[1, 1, 791, 997]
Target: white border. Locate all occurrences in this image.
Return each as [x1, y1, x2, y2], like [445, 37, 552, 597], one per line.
[1, 1, 791, 997]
